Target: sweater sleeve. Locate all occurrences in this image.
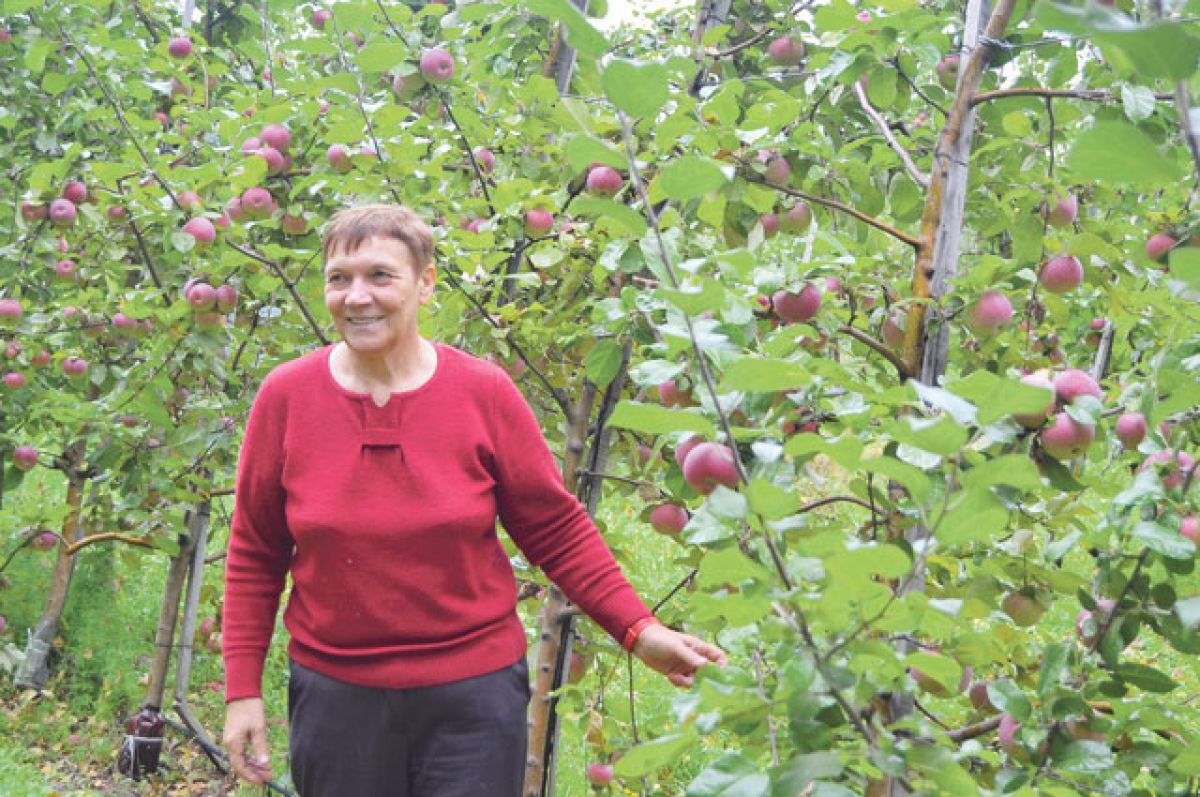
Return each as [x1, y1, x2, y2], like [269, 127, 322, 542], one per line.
[489, 371, 653, 643]
[222, 374, 294, 702]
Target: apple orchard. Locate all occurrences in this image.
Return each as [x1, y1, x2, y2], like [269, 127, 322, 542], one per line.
[2, 0, 1200, 794]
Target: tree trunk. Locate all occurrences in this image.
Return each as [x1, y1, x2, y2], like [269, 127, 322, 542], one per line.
[14, 442, 87, 690]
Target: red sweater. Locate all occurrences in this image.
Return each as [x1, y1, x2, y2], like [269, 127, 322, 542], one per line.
[222, 342, 652, 701]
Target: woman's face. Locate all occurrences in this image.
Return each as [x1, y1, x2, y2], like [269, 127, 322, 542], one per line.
[323, 235, 435, 355]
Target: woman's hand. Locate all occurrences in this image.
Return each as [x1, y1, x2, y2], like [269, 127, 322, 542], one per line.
[632, 624, 726, 688]
[222, 697, 274, 784]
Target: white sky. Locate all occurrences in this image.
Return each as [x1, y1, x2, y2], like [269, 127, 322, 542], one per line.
[595, 0, 686, 30]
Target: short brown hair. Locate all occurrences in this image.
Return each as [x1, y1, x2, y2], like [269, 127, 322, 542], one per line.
[322, 204, 434, 269]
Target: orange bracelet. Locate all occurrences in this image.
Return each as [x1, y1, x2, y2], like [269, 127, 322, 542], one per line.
[622, 616, 663, 652]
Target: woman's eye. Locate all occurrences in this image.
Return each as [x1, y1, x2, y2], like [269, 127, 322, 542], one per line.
[327, 274, 345, 283]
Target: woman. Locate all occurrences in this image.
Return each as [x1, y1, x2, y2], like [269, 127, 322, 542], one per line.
[221, 204, 725, 796]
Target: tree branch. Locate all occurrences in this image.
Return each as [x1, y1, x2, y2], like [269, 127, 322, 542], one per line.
[853, 80, 929, 188]
[747, 174, 922, 248]
[972, 87, 1174, 106]
[225, 241, 330, 345]
[838, 323, 913, 379]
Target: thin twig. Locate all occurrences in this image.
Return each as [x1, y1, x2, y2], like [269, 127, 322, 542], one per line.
[972, 87, 1174, 106]
[747, 173, 922, 248]
[853, 80, 929, 188]
[225, 241, 330, 345]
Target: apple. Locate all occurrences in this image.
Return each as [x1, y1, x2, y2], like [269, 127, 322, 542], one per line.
[205, 634, 222, 653]
[62, 180, 87, 204]
[1146, 233, 1176, 264]
[779, 202, 812, 233]
[62, 357, 89, 377]
[473, 147, 495, 174]
[567, 651, 587, 685]
[419, 48, 455, 83]
[112, 313, 138, 333]
[216, 285, 238, 312]
[1139, 449, 1196, 490]
[32, 351, 50, 368]
[280, 213, 307, 235]
[167, 36, 192, 58]
[1115, 412, 1147, 448]
[525, 210, 554, 236]
[772, 283, 822, 324]
[936, 54, 960, 90]
[0, 29, 10, 44]
[765, 156, 790, 184]
[882, 313, 906, 348]
[1001, 589, 1047, 627]
[649, 504, 689, 535]
[0, 299, 22, 323]
[187, 282, 217, 310]
[1053, 368, 1101, 405]
[48, 198, 77, 227]
[760, 213, 779, 238]
[32, 532, 58, 550]
[998, 714, 1023, 758]
[240, 136, 263, 156]
[327, 144, 353, 173]
[1041, 412, 1095, 460]
[968, 681, 997, 713]
[586, 764, 614, 786]
[1090, 317, 1107, 331]
[766, 35, 805, 66]
[4, 342, 18, 359]
[465, 217, 486, 234]
[675, 435, 703, 469]
[311, 7, 331, 28]
[966, 290, 1013, 337]
[241, 187, 275, 219]
[182, 217, 216, 246]
[1044, 192, 1077, 227]
[0, 615, 5, 634]
[21, 200, 45, 221]
[261, 123, 291, 151]
[1176, 514, 1200, 545]
[170, 76, 191, 97]
[657, 378, 689, 407]
[1039, 255, 1083, 293]
[682, 442, 739, 494]
[908, 650, 969, 697]
[177, 190, 203, 212]
[586, 165, 623, 197]
[3, 372, 25, 389]
[254, 145, 287, 175]
[13, 445, 38, 470]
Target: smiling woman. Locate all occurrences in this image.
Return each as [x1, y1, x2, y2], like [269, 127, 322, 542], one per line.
[219, 205, 725, 797]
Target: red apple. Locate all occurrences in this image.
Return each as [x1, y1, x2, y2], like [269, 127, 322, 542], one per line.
[1053, 368, 1101, 405]
[1139, 449, 1196, 490]
[1041, 412, 1095, 460]
[62, 357, 88, 377]
[280, 213, 307, 235]
[260, 123, 291, 151]
[419, 48, 455, 83]
[327, 144, 353, 173]
[766, 36, 805, 65]
[657, 379, 687, 407]
[21, 200, 45, 221]
[62, 180, 87, 204]
[779, 203, 812, 233]
[586, 764, 614, 786]
[968, 681, 997, 713]
[936, 54, 959, 90]
[1115, 412, 1147, 448]
[187, 282, 217, 311]
[1180, 515, 1199, 544]
[1001, 589, 1047, 627]
[765, 156, 790, 184]
[48, 198, 76, 227]
[167, 36, 192, 58]
[1146, 233, 1177, 264]
[112, 313, 138, 333]
[0, 299, 22, 323]
[525, 210, 554, 236]
[473, 147, 495, 174]
[3, 372, 25, 389]
[966, 290, 1013, 337]
[1039, 255, 1084, 293]
[675, 436, 703, 469]
[182, 217, 216, 246]
[998, 714, 1023, 757]
[682, 442, 739, 494]
[1075, 598, 1116, 644]
[311, 8, 331, 28]
[760, 213, 779, 238]
[32, 531, 58, 550]
[1044, 192, 1077, 227]
[241, 187, 275, 219]
[216, 284, 238, 312]
[649, 504, 689, 535]
[586, 166, 623, 197]
[772, 283, 822, 324]
[31, 351, 51, 368]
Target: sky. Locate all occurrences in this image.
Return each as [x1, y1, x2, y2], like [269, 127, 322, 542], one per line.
[595, 0, 686, 30]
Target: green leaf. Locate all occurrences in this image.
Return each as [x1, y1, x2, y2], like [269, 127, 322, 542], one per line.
[769, 752, 843, 796]
[904, 651, 962, 694]
[614, 732, 697, 777]
[1038, 643, 1069, 698]
[572, 198, 648, 236]
[1035, 2, 1200, 80]
[937, 488, 1009, 546]
[1130, 520, 1196, 560]
[584, 339, 624, 389]
[1169, 247, 1200, 290]
[1121, 84, 1157, 122]
[686, 753, 769, 797]
[1065, 121, 1181, 186]
[354, 42, 409, 72]
[1114, 661, 1178, 693]
[745, 479, 799, 520]
[986, 679, 1031, 721]
[659, 278, 727, 316]
[1055, 740, 1115, 774]
[659, 156, 729, 203]
[24, 37, 50, 73]
[960, 455, 1043, 492]
[565, 135, 626, 172]
[1171, 741, 1200, 776]
[602, 59, 669, 119]
[1175, 595, 1200, 629]
[861, 457, 932, 505]
[608, 401, 715, 436]
[892, 415, 968, 457]
[719, 358, 810, 392]
[526, 0, 608, 58]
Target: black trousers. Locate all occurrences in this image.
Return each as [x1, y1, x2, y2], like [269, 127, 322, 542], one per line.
[286, 657, 531, 797]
